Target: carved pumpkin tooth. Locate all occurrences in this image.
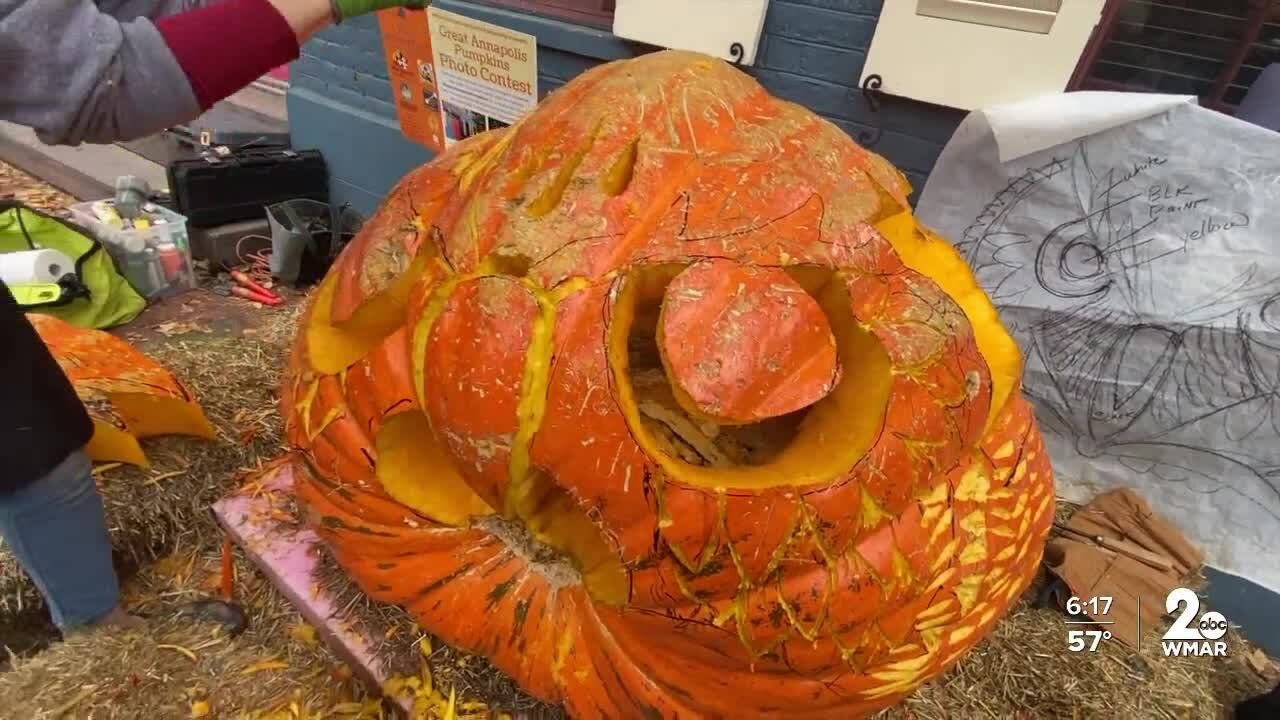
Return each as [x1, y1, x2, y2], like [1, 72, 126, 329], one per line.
[286, 49, 1054, 718]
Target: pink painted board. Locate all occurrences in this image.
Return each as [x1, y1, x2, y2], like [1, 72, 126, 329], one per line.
[212, 463, 413, 713]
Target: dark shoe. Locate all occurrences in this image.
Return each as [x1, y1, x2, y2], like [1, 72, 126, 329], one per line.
[1235, 681, 1280, 719]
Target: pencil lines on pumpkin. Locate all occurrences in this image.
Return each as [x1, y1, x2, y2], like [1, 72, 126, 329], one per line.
[525, 229, 624, 276]
[529, 185, 838, 278]
[383, 398, 413, 417]
[669, 191, 830, 246]
[87, 377, 193, 404]
[403, 186, 420, 220]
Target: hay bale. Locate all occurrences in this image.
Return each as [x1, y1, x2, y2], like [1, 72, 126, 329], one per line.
[0, 160, 78, 217]
[0, 612, 55, 673]
[0, 521, 518, 719]
[878, 576, 1274, 719]
[0, 523, 378, 719]
[0, 330, 288, 637]
[0, 613, 370, 719]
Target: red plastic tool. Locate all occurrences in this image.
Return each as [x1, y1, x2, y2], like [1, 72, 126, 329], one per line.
[231, 285, 284, 306]
[230, 269, 282, 302]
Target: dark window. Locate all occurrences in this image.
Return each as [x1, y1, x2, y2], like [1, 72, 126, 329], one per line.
[1070, 0, 1280, 112]
[474, 0, 616, 28]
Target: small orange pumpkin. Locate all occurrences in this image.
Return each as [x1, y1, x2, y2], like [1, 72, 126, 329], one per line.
[285, 50, 1054, 718]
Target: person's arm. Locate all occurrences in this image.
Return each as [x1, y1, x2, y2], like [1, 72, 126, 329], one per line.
[0, 0, 411, 147]
[153, 0, 324, 120]
[98, 1, 212, 22]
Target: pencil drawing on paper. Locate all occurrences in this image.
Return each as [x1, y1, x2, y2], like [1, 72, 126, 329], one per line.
[955, 139, 1280, 522]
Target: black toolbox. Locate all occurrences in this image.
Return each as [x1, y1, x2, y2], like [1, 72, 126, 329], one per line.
[166, 147, 328, 228]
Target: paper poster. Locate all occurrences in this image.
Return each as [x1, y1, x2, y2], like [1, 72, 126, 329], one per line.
[915, 92, 1280, 595]
[427, 6, 538, 147]
[377, 7, 445, 152]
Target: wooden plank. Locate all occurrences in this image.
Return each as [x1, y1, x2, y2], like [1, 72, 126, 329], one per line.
[212, 463, 415, 716]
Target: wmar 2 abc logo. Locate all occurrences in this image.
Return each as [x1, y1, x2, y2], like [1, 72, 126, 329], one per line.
[1160, 587, 1229, 658]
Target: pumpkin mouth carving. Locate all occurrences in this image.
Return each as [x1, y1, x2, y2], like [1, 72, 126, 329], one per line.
[375, 406, 630, 607]
[484, 467, 630, 605]
[609, 262, 893, 489]
[303, 254, 632, 607]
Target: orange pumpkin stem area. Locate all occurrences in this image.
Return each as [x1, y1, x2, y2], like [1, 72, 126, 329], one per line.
[283, 50, 1055, 719]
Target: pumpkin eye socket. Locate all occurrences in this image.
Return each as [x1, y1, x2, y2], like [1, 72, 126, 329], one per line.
[609, 262, 894, 490]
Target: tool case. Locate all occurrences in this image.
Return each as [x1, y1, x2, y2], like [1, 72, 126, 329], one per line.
[166, 146, 328, 228]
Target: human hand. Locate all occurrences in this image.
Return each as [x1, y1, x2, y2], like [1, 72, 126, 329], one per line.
[330, 0, 428, 22]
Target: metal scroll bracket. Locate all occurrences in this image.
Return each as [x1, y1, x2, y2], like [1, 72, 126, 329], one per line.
[729, 42, 746, 66]
[856, 74, 886, 148]
[862, 74, 884, 112]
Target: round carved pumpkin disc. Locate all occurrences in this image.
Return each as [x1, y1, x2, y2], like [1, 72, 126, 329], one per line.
[658, 259, 840, 425]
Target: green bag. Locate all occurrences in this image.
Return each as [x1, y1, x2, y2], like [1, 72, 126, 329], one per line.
[0, 201, 146, 329]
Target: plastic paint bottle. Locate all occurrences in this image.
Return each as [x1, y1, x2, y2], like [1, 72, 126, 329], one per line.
[156, 242, 184, 281]
[144, 247, 166, 295]
[123, 252, 155, 295]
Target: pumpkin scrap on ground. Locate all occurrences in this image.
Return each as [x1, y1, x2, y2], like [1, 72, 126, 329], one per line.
[29, 313, 217, 466]
[284, 50, 1055, 718]
[2, 328, 287, 629]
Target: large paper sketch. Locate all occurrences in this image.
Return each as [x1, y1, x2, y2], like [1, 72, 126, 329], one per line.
[917, 95, 1280, 593]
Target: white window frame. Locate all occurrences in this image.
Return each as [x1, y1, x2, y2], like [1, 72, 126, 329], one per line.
[916, 0, 1063, 35]
[861, 0, 1106, 110]
[612, 0, 770, 66]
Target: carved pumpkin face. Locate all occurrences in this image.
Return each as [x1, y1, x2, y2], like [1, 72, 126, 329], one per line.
[284, 51, 1055, 718]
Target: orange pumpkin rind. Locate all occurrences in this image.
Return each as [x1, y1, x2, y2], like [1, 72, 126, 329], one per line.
[29, 314, 216, 467]
[284, 50, 1054, 719]
[657, 259, 841, 425]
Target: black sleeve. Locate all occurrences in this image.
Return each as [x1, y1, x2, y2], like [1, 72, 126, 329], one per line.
[0, 281, 96, 494]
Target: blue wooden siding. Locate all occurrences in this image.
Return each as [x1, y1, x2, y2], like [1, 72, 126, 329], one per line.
[288, 0, 965, 216]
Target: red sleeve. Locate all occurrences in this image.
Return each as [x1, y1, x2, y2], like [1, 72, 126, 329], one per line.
[155, 0, 301, 110]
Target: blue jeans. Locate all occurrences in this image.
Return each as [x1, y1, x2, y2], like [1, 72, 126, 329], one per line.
[0, 448, 120, 630]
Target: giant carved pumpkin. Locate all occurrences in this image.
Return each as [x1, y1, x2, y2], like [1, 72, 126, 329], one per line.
[284, 51, 1055, 718]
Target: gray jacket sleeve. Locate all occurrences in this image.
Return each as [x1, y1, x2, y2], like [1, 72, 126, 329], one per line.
[0, 1, 207, 146]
